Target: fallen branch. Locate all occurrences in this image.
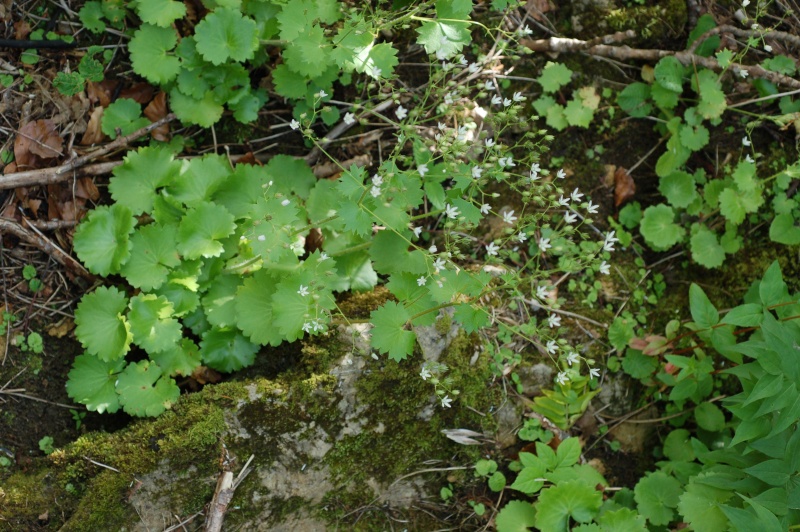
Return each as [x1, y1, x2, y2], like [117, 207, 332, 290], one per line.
[0, 114, 176, 190]
[204, 454, 254, 532]
[0, 217, 96, 282]
[522, 31, 800, 90]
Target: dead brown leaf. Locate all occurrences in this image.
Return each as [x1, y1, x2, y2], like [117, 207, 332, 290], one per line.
[14, 20, 31, 39]
[80, 107, 106, 145]
[144, 92, 170, 141]
[614, 166, 636, 207]
[86, 80, 117, 107]
[14, 120, 63, 170]
[46, 318, 75, 338]
[120, 83, 155, 105]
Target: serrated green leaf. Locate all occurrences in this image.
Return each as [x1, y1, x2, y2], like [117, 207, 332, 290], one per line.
[265, 154, 317, 200]
[679, 124, 709, 151]
[762, 55, 797, 76]
[654, 56, 685, 93]
[116, 360, 180, 417]
[150, 338, 201, 377]
[663, 429, 694, 462]
[634, 471, 681, 526]
[66, 353, 125, 414]
[120, 224, 180, 291]
[732, 160, 757, 191]
[608, 317, 635, 352]
[416, 12, 471, 60]
[722, 303, 763, 327]
[73, 204, 136, 276]
[235, 270, 284, 346]
[370, 301, 415, 361]
[202, 274, 242, 328]
[200, 328, 259, 372]
[617, 82, 652, 117]
[690, 226, 726, 269]
[101, 98, 150, 140]
[272, 64, 308, 99]
[129, 24, 181, 84]
[284, 24, 329, 77]
[369, 230, 427, 275]
[677, 478, 731, 530]
[719, 188, 746, 225]
[53, 72, 85, 96]
[109, 146, 181, 215]
[651, 83, 679, 110]
[136, 0, 186, 27]
[195, 8, 258, 65]
[213, 163, 270, 218]
[169, 89, 225, 127]
[639, 204, 684, 250]
[696, 70, 727, 120]
[655, 134, 691, 177]
[177, 202, 236, 260]
[564, 97, 594, 127]
[128, 294, 182, 354]
[452, 303, 488, 334]
[538, 62, 572, 93]
[78, 2, 106, 33]
[496, 501, 537, 532]
[716, 48, 733, 69]
[534, 480, 602, 531]
[169, 155, 231, 206]
[687, 15, 720, 57]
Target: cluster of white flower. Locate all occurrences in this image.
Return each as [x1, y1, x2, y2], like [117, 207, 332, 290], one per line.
[301, 319, 326, 333]
[371, 174, 383, 197]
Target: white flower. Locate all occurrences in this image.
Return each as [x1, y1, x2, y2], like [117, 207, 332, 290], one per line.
[370, 185, 381, 197]
[444, 92, 455, 105]
[485, 138, 495, 148]
[483, 81, 495, 91]
[290, 119, 300, 130]
[556, 371, 569, 385]
[564, 211, 578, 224]
[372, 174, 383, 186]
[438, 122, 446, 131]
[516, 232, 527, 243]
[429, 244, 438, 253]
[745, 154, 754, 163]
[372, 67, 382, 78]
[513, 91, 525, 102]
[546, 340, 558, 354]
[317, 90, 328, 98]
[557, 169, 566, 179]
[468, 62, 481, 73]
[433, 258, 446, 271]
[396, 106, 408, 120]
[742, 136, 751, 147]
[604, 231, 619, 252]
[297, 285, 310, 297]
[586, 200, 599, 214]
[589, 367, 601, 379]
[413, 226, 423, 238]
[257, 234, 266, 241]
[503, 98, 513, 107]
[281, 199, 291, 206]
[536, 285, 549, 300]
[570, 188, 584, 203]
[302, 322, 312, 333]
[420, 366, 432, 380]
[486, 242, 500, 256]
[530, 163, 541, 181]
[751, 23, 759, 30]
[519, 25, 533, 35]
[480, 204, 491, 215]
[558, 195, 570, 207]
[503, 210, 517, 224]
[738, 68, 749, 78]
[418, 164, 429, 177]
[445, 204, 460, 219]
[472, 166, 483, 179]
[441, 395, 453, 408]
[318, 252, 329, 261]
[599, 261, 610, 275]
[742, 0, 750, 5]
[764, 44, 773, 53]
[344, 112, 355, 125]
[566, 351, 580, 366]
[491, 95, 502, 106]
[539, 237, 551, 252]
[417, 276, 427, 287]
[548, 313, 561, 328]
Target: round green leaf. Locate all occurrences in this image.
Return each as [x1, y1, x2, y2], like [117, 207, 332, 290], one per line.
[150, 338, 201, 377]
[128, 294, 183, 354]
[496, 501, 537, 532]
[66, 353, 126, 414]
[101, 98, 150, 139]
[202, 274, 242, 328]
[120, 224, 181, 291]
[654, 56, 685, 93]
[200, 328, 259, 372]
[534, 480, 602, 530]
[74, 286, 132, 361]
[695, 402, 726, 431]
[195, 8, 258, 65]
[73, 204, 136, 276]
[663, 429, 695, 462]
[116, 360, 180, 417]
[109, 146, 182, 215]
[169, 89, 225, 128]
[235, 270, 285, 346]
[128, 24, 181, 84]
[634, 471, 681, 525]
[136, 0, 186, 27]
[639, 204, 684, 251]
[177, 202, 236, 260]
[690, 226, 726, 269]
[659, 171, 698, 208]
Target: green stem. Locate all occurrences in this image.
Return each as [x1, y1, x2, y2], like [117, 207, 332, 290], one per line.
[330, 241, 372, 257]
